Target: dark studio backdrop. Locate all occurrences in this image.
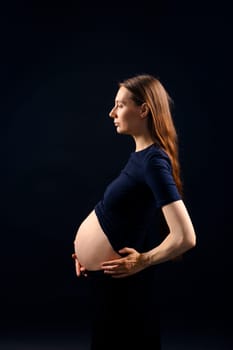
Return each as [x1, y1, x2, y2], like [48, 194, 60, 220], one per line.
[1, 0, 232, 348]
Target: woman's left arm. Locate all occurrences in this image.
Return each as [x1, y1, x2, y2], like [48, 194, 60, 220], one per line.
[143, 199, 196, 266]
[101, 200, 196, 277]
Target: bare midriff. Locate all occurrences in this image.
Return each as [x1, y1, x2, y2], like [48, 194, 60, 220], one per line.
[74, 210, 121, 270]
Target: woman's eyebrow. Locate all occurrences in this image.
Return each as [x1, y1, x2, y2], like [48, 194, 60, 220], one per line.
[115, 99, 127, 104]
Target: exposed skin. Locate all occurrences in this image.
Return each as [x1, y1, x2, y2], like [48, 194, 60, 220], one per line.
[72, 86, 196, 278]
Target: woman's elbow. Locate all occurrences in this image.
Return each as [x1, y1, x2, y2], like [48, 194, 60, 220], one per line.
[183, 229, 196, 250]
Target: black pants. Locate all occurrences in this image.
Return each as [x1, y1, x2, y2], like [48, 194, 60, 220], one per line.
[87, 268, 161, 350]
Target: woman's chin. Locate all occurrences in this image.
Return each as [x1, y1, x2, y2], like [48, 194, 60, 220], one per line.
[116, 127, 128, 134]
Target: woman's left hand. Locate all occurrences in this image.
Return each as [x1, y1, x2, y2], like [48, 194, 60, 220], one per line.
[101, 247, 147, 278]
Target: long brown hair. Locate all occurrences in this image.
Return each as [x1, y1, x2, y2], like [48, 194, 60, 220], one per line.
[119, 74, 183, 196]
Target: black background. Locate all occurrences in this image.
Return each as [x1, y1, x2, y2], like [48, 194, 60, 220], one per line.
[1, 1, 232, 348]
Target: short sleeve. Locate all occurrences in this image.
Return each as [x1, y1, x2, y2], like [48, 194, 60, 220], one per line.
[145, 154, 181, 208]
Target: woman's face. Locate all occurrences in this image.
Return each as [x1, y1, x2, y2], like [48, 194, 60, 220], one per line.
[109, 86, 143, 136]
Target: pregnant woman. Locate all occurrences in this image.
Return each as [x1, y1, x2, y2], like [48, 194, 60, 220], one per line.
[72, 74, 196, 350]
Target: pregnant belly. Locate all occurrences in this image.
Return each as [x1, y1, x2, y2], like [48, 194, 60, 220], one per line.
[74, 210, 121, 270]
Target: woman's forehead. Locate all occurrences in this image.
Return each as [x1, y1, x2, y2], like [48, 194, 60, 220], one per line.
[115, 86, 132, 101]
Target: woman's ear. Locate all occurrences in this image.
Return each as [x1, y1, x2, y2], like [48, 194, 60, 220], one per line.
[140, 103, 149, 119]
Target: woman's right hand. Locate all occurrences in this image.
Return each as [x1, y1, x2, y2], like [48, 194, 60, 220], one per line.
[72, 253, 87, 277]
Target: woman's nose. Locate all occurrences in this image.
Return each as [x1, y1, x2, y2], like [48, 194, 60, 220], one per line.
[109, 107, 116, 118]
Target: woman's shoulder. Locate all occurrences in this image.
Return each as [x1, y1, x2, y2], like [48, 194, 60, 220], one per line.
[129, 144, 171, 171]
[143, 145, 171, 166]
[126, 145, 174, 184]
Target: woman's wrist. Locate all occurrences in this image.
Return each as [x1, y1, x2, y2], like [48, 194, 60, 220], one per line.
[140, 252, 153, 268]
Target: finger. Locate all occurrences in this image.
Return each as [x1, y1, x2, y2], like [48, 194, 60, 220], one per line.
[104, 264, 129, 274]
[75, 260, 81, 276]
[101, 260, 123, 267]
[81, 270, 88, 277]
[103, 269, 120, 275]
[101, 264, 119, 271]
[79, 265, 88, 277]
[118, 247, 132, 254]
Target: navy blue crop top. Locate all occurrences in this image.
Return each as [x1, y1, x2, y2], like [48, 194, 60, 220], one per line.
[94, 144, 181, 252]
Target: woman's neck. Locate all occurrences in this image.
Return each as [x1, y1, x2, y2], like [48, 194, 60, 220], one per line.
[133, 135, 154, 152]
